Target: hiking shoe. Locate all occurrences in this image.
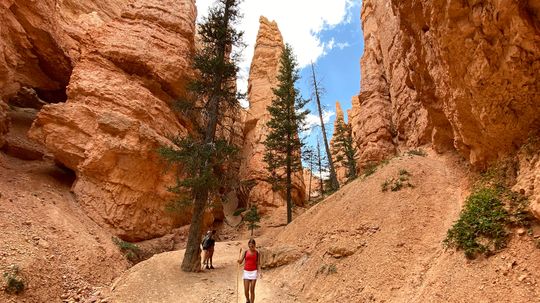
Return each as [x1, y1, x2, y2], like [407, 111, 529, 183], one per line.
[210, 265, 215, 269]
[205, 265, 210, 269]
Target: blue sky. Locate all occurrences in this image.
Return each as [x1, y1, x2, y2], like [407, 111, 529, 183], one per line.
[195, 0, 364, 159]
[297, 4, 363, 147]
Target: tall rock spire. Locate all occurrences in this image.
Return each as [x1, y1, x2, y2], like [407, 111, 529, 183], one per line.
[238, 16, 306, 214]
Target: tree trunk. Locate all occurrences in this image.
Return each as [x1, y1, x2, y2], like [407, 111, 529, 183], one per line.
[180, 0, 232, 272]
[310, 63, 339, 191]
[181, 190, 208, 271]
[286, 153, 292, 224]
[317, 138, 324, 198]
[308, 156, 313, 202]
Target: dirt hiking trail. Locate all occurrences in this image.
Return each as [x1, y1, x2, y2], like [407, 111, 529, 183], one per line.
[108, 152, 540, 303]
[109, 241, 297, 303]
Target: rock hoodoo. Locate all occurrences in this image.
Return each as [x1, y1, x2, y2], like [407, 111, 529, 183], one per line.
[238, 16, 306, 213]
[28, 0, 197, 241]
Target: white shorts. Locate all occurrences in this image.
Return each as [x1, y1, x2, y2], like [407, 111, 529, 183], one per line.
[243, 270, 257, 280]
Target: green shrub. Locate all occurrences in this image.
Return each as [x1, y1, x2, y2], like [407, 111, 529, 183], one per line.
[444, 188, 509, 259]
[112, 237, 141, 263]
[327, 264, 337, 274]
[3, 265, 24, 294]
[381, 169, 414, 192]
[315, 263, 337, 276]
[363, 163, 377, 177]
[381, 180, 390, 192]
[445, 160, 538, 259]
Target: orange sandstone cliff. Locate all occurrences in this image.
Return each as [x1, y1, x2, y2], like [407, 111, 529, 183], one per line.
[24, 0, 197, 241]
[238, 17, 306, 213]
[350, 0, 540, 216]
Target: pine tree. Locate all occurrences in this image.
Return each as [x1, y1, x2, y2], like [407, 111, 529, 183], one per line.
[158, 0, 244, 272]
[244, 205, 261, 236]
[310, 62, 339, 191]
[333, 121, 357, 182]
[263, 44, 309, 224]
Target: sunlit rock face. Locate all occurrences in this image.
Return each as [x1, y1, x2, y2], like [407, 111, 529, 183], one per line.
[239, 16, 306, 213]
[28, 0, 197, 241]
[352, 0, 540, 218]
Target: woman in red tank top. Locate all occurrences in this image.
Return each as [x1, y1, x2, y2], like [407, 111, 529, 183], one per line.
[237, 239, 261, 303]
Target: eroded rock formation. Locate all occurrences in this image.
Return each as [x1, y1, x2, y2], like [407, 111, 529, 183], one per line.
[352, 0, 540, 214]
[239, 17, 306, 212]
[28, 0, 197, 241]
[0, 0, 126, 103]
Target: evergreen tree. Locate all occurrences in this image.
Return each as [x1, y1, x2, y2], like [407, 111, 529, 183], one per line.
[310, 62, 339, 191]
[333, 121, 357, 182]
[244, 205, 261, 236]
[158, 0, 244, 272]
[263, 44, 309, 224]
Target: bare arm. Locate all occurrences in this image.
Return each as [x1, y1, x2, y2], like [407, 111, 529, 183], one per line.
[237, 250, 245, 264]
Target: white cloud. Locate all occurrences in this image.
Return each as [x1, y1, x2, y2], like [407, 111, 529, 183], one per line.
[196, 0, 359, 94]
[335, 42, 350, 50]
[302, 110, 335, 136]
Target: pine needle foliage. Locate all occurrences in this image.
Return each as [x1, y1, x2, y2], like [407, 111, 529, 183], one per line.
[333, 122, 357, 182]
[157, 0, 244, 272]
[244, 205, 261, 236]
[263, 44, 309, 224]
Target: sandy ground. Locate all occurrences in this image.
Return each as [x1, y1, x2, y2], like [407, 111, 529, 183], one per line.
[2, 107, 539, 303]
[109, 241, 297, 303]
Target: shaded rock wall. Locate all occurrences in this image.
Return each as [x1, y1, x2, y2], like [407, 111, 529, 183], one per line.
[239, 17, 306, 212]
[352, 0, 540, 216]
[28, 0, 197, 241]
[0, 101, 9, 148]
[0, 0, 126, 103]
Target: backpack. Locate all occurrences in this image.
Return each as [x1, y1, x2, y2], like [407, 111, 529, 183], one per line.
[201, 234, 211, 249]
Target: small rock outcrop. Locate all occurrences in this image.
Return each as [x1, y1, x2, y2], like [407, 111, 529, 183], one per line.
[239, 17, 306, 212]
[29, 0, 197, 241]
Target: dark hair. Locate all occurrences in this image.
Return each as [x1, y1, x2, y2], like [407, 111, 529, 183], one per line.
[248, 238, 256, 245]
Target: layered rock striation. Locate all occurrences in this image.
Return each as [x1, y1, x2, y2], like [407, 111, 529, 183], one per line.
[28, 0, 197, 241]
[239, 17, 306, 212]
[352, 0, 540, 214]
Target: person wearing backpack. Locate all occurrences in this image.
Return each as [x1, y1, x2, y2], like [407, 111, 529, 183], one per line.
[201, 230, 216, 269]
[237, 238, 261, 303]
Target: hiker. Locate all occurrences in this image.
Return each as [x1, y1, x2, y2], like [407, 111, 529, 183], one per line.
[201, 230, 216, 269]
[237, 238, 261, 303]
